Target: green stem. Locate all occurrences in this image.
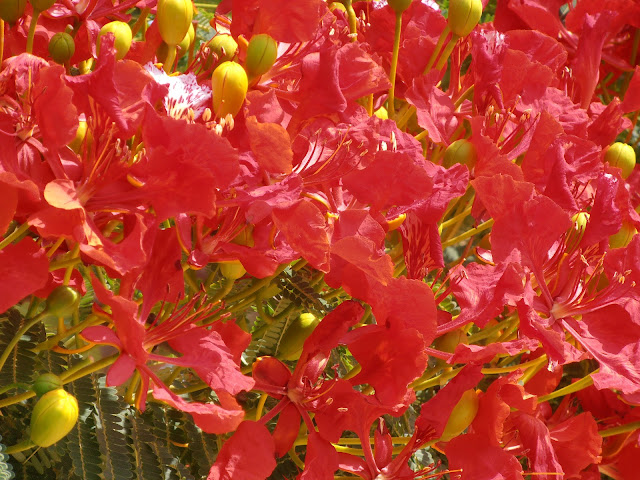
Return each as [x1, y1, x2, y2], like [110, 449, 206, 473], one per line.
[341, 0, 357, 40]
[0, 313, 44, 375]
[600, 421, 640, 438]
[434, 35, 459, 71]
[537, 374, 594, 403]
[0, 223, 31, 250]
[26, 10, 41, 54]
[32, 314, 106, 352]
[424, 25, 450, 74]
[441, 218, 494, 248]
[387, 11, 402, 119]
[5, 439, 36, 454]
[60, 353, 119, 384]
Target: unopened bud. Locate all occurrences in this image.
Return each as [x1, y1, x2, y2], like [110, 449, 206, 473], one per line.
[48, 32, 75, 64]
[208, 34, 238, 65]
[604, 142, 636, 179]
[447, 0, 482, 37]
[609, 221, 637, 249]
[329, 2, 346, 12]
[219, 260, 246, 280]
[0, 0, 26, 24]
[211, 61, 248, 118]
[157, 0, 193, 46]
[277, 313, 320, 361]
[245, 34, 278, 78]
[45, 286, 81, 317]
[440, 389, 479, 442]
[29, 0, 54, 12]
[32, 373, 63, 397]
[30, 389, 79, 447]
[387, 0, 412, 13]
[442, 139, 476, 168]
[98, 21, 133, 60]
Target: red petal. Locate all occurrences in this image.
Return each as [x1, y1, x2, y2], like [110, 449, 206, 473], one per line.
[0, 238, 49, 313]
[207, 421, 276, 479]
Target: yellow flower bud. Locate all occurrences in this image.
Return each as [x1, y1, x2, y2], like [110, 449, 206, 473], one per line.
[277, 313, 320, 361]
[609, 221, 637, 249]
[604, 142, 636, 179]
[45, 286, 81, 317]
[69, 119, 91, 154]
[447, 0, 483, 37]
[440, 389, 479, 442]
[207, 34, 239, 67]
[220, 260, 246, 280]
[48, 32, 75, 64]
[211, 61, 248, 118]
[32, 373, 63, 397]
[388, 0, 412, 14]
[157, 0, 193, 46]
[30, 389, 79, 447]
[0, 0, 26, 24]
[29, 0, 54, 12]
[442, 139, 477, 169]
[178, 23, 195, 55]
[98, 21, 133, 60]
[245, 34, 278, 78]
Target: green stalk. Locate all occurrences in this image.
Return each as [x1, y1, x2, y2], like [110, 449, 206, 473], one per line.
[387, 11, 403, 119]
[26, 10, 41, 54]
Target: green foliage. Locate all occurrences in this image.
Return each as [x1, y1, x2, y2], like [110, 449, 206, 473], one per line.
[0, 310, 224, 480]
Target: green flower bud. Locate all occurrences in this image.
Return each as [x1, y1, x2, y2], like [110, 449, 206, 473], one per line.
[98, 21, 133, 60]
[220, 260, 246, 280]
[45, 286, 81, 317]
[442, 139, 477, 169]
[30, 389, 79, 447]
[440, 389, 479, 442]
[157, 0, 193, 46]
[447, 0, 482, 37]
[32, 373, 63, 396]
[48, 32, 75, 64]
[609, 221, 637, 249]
[0, 0, 26, 24]
[207, 34, 238, 67]
[211, 61, 248, 118]
[387, 0, 412, 13]
[245, 34, 278, 78]
[277, 313, 320, 361]
[604, 142, 636, 179]
[29, 0, 54, 12]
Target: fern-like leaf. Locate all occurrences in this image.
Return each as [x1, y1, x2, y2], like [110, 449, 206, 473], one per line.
[243, 315, 289, 364]
[182, 421, 218, 479]
[91, 375, 135, 480]
[64, 369, 102, 480]
[0, 310, 43, 386]
[127, 410, 165, 480]
[278, 271, 325, 313]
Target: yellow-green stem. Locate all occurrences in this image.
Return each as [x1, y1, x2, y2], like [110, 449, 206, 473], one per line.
[0, 223, 31, 250]
[434, 35, 459, 71]
[599, 421, 640, 438]
[255, 392, 268, 420]
[387, 11, 402, 119]
[163, 44, 177, 73]
[32, 313, 106, 352]
[131, 8, 150, 37]
[26, 10, 41, 54]
[424, 25, 450, 74]
[342, 0, 357, 39]
[441, 218, 494, 249]
[537, 374, 594, 403]
[5, 439, 36, 454]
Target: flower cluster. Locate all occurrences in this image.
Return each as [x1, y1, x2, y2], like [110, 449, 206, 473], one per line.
[1, 0, 640, 478]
